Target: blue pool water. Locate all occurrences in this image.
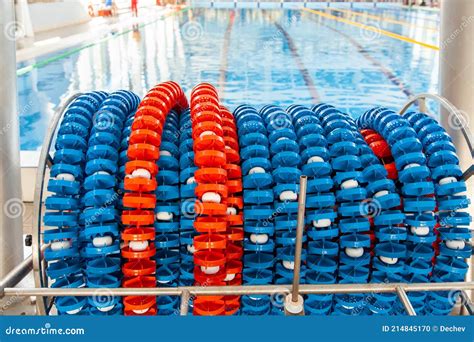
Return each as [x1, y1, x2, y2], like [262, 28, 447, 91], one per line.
[17, 5, 440, 151]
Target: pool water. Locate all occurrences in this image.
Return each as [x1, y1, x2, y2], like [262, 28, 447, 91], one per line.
[17, 5, 440, 151]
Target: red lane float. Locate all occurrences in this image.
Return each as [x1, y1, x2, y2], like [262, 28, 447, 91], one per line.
[190, 83, 229, 315]
[122, 82, 188, 316]
[360, 129, 398, 180]
[360, 128, 397, 254]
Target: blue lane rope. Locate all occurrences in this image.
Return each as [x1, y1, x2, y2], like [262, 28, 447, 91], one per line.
[82, 91, 140, 315]
[258, 105, 305, 315]
[312, 104, 371, 315]
[342, 114, 405, 315]
[155, 109, 181, 315]
[286, 104, 336, 315]
[178, 109, 196, 314]
[403, 111, 472, 315]
[44, 91, 108, 315]
[357, 107, 437, 315]
[235, 105, 276, 315]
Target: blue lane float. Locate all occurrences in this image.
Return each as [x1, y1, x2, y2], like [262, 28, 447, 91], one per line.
[351, 116, 404, 315]
[403, 111, 471, 315]
[235, 105, 276, 315]
[82, 91, 140, 315]
[44, 91, 108, 315]
[260, 105, 305, 297]
[287, 105, 336, 316]
[155, 109, 181, 315]
[179, 108, 197, 292]
[313, 104, 372, 316]
[357, 107, 438, 315]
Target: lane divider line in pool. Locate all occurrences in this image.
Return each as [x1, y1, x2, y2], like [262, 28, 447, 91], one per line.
[318, 21, 414, 99]
[326, 7, 438, 32]
[302, 8, 439, 51]
[402, 5, 440, 13]
[374, 6, 440, 20]
[274, 23, 320, 103]
[363, 7, 440, 24]
[16, 6, 190, 77]
[218, 11, 236, 97]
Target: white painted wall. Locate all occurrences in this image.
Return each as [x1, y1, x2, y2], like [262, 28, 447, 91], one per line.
[27, 1, 90, 33]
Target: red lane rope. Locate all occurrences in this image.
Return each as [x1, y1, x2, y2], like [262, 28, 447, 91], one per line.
[360, 129, 396, 255]
[191, 83, 229, 316]
[360, 129, 398, 180]
[121, 82, 188, 316]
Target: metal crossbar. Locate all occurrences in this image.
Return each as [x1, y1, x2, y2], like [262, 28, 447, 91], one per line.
[2, 281, 474, 316]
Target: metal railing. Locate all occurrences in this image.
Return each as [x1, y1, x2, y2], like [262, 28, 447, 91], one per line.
[399, 93, 474, 181]
[31, 93, 82, 315]
[188, 0, 404, 8]
[0, 93, 472, 316]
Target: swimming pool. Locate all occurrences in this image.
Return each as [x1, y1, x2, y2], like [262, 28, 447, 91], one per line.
[17, 3, 440, 151]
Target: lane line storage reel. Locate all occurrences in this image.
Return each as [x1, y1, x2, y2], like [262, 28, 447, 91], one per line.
[37, 82, 472, 316]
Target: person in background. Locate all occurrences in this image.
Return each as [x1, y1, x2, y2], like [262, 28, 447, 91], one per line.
[131, 0, 138, 16]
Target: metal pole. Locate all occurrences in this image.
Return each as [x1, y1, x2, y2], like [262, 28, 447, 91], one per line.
[0, 255, 32, 297]
[16, 0, 34, 38]
[179, 290, 190, 316]
[459, 290, 474, 316]
[2, 282, 473, 298]
[284, 176, 307, 315]
[396, 286, 416, 316]
[0, 244, 47, 297]
[291, 175, 307, 303]
[0, 0, 24, 279]
[439, 0, 474, 172]
[439, 0, 474, 303]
